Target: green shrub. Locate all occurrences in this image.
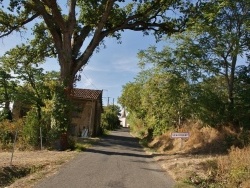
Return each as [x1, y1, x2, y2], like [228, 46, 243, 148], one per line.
[101, 105, 120, 131]
[22, 110, 42, 148]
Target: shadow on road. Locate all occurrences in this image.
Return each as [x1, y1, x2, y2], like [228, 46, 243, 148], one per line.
[85, 127, 152, 158]
[85, 148, 152, 158]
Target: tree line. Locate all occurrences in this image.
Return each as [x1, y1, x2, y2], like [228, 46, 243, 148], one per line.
[0, 0, 202, 149]
[0, 0, 249, 148]
[118, 0, 250, 140]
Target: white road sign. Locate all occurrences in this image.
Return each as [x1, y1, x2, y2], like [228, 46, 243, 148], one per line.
[171, 132, 190, 138]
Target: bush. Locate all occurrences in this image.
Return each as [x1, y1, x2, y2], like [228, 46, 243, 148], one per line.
[0, 120, 24, 150]
[101, 105, 120, 131]
[127, 112, 147, 139]
[22, 110, 41, 147]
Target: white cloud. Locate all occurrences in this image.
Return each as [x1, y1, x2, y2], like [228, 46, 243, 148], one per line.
[111, 56, 139, 73]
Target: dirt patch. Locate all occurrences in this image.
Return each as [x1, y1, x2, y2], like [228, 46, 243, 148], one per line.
[0, 150, 78, 188]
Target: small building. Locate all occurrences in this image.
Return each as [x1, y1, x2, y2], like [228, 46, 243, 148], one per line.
[119, 108, 129, 127]
[12, 88, 103, 137]
[70, 88, 103, 137]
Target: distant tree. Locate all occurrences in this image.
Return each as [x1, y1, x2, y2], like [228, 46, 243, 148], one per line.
[119, 57, 193, 136]
[118, 81, 145, 119]
[101, 105, 120, 131]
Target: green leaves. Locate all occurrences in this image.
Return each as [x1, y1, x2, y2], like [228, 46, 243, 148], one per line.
[0, 67, 16, 120]
[101, 105, 121, 131]
[119, 0, 250, 136]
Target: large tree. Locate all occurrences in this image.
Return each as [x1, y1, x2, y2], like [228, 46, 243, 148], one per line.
[139, 0, 250, 124]
[0, 0, 194, 89]
[191, 0, 250, 122]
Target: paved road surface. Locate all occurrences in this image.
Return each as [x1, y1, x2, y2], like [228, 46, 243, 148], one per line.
[35, 128, 175, 188]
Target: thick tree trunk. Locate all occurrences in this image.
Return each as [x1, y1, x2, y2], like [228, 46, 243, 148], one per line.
[60, 65, 75, 91]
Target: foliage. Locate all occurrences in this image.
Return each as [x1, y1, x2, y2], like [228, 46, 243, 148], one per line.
[22, 110, 40, 147]
[118, 81, 145, 119]
[234, 65, 250, 128]
[49, 85, 72, 138]
[119, 0, 250, 137]
[0, 84, 72, 149]
[126, 112, 147, 139]
[101, 105, 120, 131]
[0, 0, 198, 88]
[0, 42, 72, 148]
[0, 68, 16, 121]
[0, 44, 53, 125]
[0, 119, 24, 150]
[197, 146, 250, 187]
[185, 0, 250, 123]
[192, 77, 228, 126]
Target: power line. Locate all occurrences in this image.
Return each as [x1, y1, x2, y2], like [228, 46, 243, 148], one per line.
[82, 72, 98, 90]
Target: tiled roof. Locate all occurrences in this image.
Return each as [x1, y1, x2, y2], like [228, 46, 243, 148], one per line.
[71, 88, 102, 100]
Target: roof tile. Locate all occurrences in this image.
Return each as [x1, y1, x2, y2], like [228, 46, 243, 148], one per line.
[71, 88, 102, 100]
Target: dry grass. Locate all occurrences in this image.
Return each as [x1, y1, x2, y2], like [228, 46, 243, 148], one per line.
[149, 120, 248, 154]
[147, 121, 250, 187]
[217, 146, 250, 187]
[1, 124, 249, 188]
[0, 150, 78, 188]
[0, 137, 98, 188]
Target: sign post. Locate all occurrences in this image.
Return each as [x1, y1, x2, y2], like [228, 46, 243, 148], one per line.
[171, 132, 190, 150]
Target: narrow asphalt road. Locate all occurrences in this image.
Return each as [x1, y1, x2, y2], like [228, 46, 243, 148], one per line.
[34, 128, 175, 188]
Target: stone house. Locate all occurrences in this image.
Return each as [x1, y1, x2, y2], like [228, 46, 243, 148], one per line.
[12, 88, 103, 137]
[70, 88, 103, 137]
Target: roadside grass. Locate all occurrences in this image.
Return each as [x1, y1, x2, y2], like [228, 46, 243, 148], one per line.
[141, 121, 250, 188]
[0, 136, 100, 187]
[73, 141, 93, 152]
[71, 137, 99, 152]
[216, 146, 250, 188]
[175, 146, 250, 188]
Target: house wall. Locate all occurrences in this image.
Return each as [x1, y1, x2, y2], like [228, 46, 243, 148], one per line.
[120, 117, 128, 127]
[94, 100, 102, 136]
[71, 99, 100, 137]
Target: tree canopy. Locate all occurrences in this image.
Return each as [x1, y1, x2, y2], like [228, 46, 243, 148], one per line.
[0, 0, 194, 88]
[119, 0, 250, 136]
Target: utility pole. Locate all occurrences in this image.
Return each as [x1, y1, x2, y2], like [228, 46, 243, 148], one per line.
[107, 97, 110, 106]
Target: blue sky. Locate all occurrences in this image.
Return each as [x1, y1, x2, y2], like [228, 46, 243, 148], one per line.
[0, 29, 163, 106]
[0, 0, 165, 106]
[75, 31, 162, 106]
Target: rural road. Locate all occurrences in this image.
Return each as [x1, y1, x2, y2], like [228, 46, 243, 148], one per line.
[34, 128, 175, 188]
